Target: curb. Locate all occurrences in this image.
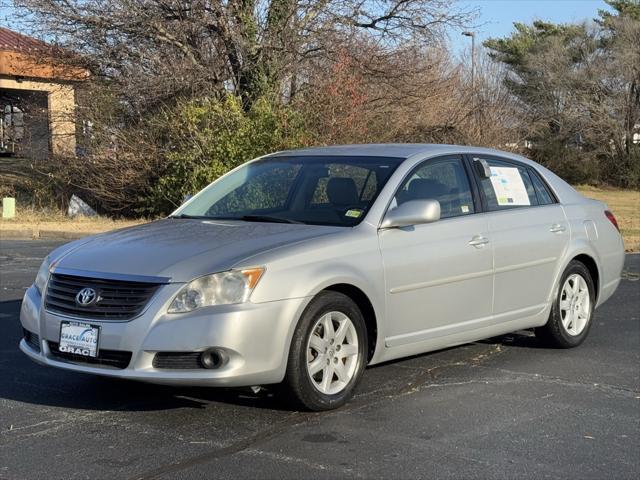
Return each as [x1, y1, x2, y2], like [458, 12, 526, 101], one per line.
[1, 229, 100, 241]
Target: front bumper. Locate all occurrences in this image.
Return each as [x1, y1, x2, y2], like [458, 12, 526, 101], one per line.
[19, 283, 310, 387]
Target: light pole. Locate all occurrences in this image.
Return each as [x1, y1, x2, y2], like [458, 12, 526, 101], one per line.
[462, 31, 476, 91]
[462, 31, 476, 133]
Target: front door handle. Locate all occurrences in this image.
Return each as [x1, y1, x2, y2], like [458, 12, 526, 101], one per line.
[468, 235, 490, 248]
[549, 224, 566, 233]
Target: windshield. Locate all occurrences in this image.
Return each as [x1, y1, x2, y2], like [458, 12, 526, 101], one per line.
[174, 156, 403, 227]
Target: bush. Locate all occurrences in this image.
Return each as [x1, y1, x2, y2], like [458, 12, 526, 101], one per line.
[23, 147, 161, 216]
[601, 146, 640, 189]
[143, 95, 311, 215]
[530, 142, 601, 186]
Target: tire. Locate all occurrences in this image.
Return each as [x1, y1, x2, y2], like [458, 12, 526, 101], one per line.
[282, 291, 368, 411]
[535, 260, 596, 348]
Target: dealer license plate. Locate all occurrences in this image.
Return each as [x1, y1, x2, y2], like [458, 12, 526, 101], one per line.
[59, 321, 100, 357]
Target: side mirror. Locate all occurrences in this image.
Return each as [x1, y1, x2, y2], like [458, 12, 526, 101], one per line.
[473, 158, 492, 179]
[381, 199, 441, 229]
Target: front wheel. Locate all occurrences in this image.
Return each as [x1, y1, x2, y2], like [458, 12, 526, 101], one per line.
[282, 291, 368, 411]
[535, 260, 595, 348]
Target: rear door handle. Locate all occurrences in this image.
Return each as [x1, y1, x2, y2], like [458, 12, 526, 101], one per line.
[468, 235, 490, 248]
[549, 224, 566, 233]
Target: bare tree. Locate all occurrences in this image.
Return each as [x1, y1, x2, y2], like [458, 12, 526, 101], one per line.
[15, 0, 474, 112]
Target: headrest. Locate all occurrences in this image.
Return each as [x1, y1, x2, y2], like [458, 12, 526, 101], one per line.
[327, 177, 359, 206]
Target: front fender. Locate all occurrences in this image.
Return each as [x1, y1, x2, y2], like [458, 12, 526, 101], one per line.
[245, 230, 387, 365]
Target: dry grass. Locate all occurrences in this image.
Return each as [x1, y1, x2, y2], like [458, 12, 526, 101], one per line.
[577, 186, 640, 252]
[0, 207, 146, 235]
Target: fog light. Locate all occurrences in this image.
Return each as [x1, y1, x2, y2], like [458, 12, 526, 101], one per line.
[199, 349, 224, 369]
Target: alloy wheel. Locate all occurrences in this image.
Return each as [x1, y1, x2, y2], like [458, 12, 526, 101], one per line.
[559, 273, 591, 336]
[306, 311, 359, 395]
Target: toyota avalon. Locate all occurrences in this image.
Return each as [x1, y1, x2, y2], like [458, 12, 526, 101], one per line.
[19, 144, 625, 410]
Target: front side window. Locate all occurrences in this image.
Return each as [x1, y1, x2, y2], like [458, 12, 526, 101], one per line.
[476, 158, 538, 211]
[394, 156, 475, 219]
[176, 156, 402, 226]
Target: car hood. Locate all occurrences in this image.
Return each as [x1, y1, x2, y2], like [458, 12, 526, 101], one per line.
[53, 219, 342, 283]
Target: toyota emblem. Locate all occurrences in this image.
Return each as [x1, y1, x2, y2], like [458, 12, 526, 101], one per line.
[75, 287, 98, 306]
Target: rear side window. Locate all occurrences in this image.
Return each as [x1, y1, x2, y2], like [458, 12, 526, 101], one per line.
[475, 158, 538, 211]
[395, 156, 475, 219]
[529, 169, 556, 205]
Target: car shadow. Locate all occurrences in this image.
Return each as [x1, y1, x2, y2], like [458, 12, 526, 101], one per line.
[480, 331, 551, 349]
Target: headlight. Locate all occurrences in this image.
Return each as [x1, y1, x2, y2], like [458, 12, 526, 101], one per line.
[34, 256, 52, 295]
[168, 267, 264, 313]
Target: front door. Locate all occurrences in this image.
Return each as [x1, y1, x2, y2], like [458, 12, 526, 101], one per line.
[379, 155, 493, 348]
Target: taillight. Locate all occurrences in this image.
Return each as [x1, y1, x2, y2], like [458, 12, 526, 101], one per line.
[605, 210, 619, 232]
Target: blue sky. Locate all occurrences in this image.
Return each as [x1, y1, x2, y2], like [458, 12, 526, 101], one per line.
[453, 0, 613, 54]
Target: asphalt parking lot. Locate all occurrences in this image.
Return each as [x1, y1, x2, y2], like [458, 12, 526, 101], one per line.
[0, 239, 638, 480]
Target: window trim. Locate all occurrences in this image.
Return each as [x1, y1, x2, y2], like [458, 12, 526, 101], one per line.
[527, 166, 559, 205]
[464, 154, 557, 213]
[384, 154, 480, 222]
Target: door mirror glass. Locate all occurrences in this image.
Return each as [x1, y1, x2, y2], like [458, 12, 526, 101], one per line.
[381, 199, 441, 228]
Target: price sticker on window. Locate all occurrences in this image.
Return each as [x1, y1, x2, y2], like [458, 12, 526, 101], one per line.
[489, 167, 530, 206]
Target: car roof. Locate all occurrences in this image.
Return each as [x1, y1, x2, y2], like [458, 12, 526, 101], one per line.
[271, 143, 530, 161]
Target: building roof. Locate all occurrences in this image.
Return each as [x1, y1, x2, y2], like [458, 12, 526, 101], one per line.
[0, 27, 88, 81]
[0, 27, 51, 54]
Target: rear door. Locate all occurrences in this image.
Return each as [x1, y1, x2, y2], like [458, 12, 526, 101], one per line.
[379, 155, 493, 347]
[470, 155, 569, 316]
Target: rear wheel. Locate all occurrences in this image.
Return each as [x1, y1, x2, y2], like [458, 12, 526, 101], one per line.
[282, 291, 367, 411]
[536, 260, 595, 348]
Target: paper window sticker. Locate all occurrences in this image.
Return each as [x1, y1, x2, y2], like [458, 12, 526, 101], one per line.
[345, 209, 363, 218]
[489, 167, 531, 206]
[461, 205, 470, 213]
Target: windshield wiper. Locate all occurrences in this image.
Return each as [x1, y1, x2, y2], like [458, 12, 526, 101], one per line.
[170, 213, 303, 224]
[169, 214, 210, 220]
[238, 215, 303, 224]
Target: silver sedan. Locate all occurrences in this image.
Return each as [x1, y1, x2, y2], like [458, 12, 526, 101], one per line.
[19, 144, 625, 410]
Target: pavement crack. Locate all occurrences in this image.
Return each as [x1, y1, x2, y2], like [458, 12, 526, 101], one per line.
[128, 412, 309, 480]
[241, 448, 366, 478]
[353, 343, 507, 405]
[473, 364, 640, 396]
[469, 343, 504, 363]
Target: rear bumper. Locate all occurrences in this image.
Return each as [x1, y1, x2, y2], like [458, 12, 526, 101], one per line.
[20, 284, 310, 387]
[596, 244, 625, 308]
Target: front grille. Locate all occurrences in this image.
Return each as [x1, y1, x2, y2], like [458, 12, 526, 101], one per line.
[153, 352, 204, 369]
[23, 329, 41, 352]
[45, 273, 160, 320]
[48, 341, 132, 369]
